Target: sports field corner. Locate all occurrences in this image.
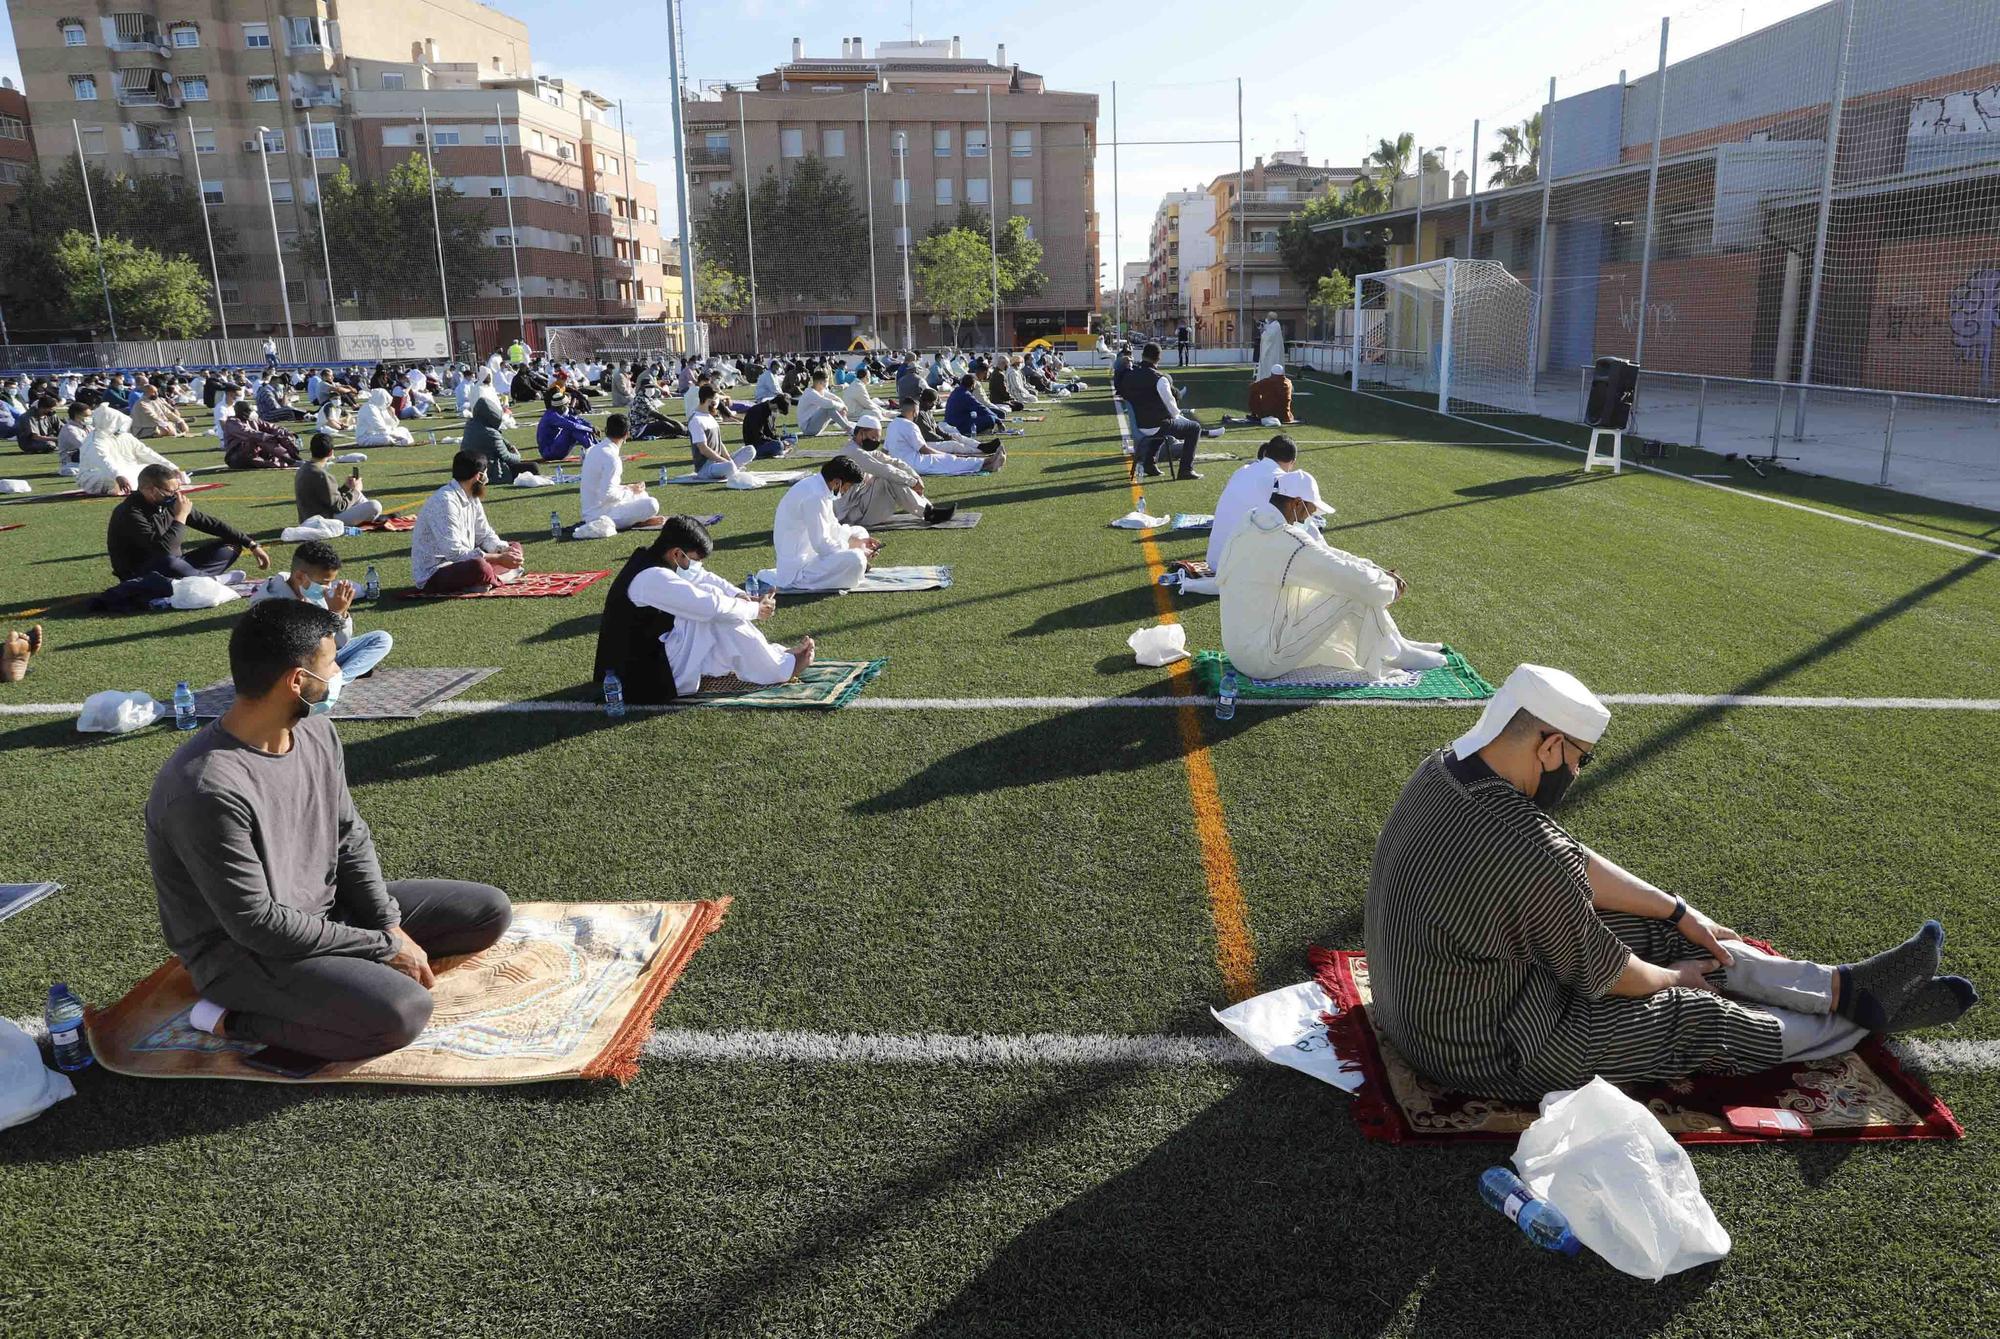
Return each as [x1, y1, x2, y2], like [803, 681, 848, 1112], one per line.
[2, 365, 1999, 1337]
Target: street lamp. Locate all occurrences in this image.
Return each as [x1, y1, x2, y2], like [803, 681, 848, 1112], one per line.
[893, 131, 913, 349]
[256, 126, 297, 361]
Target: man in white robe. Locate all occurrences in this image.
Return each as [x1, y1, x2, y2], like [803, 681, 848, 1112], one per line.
[1218, 470, 1445, 680]
[620, 516, 813, 695]
[771, 456, 879, 591]
[1257, 312, 1285, 372]
[839, 369, 890, 423]
[1179, 435, 1301, 596]
[885, 399, 994, 477]
[355, 388, 415, 447]
[581, 414, 661, 531]
[78, 404, 180, 496]
[796, 373, 854, 438]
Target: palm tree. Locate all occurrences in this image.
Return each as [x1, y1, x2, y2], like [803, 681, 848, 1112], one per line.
[1358, 133, 1447, 211]
[1486, 113, 1543, 188]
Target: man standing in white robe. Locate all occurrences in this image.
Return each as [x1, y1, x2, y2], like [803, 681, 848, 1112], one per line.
[771, 456, 879, 591]
[581, 413, 661, 532]
[1257, 312, 1285, 372]
[1218, 470, 1445, 680]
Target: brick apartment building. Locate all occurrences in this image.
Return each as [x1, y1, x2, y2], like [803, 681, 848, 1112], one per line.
[1188, 151, 1363, 348]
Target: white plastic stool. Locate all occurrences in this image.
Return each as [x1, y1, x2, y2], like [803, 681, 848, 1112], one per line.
[1584, 427, 1624, 474]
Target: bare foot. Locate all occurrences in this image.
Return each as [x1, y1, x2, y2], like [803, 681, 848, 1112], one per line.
[788, 636, 817, 680]
[0, 624, 39, 683]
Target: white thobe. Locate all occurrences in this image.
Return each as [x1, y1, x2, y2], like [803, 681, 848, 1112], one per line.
[580, 440, 660, 529]
[1205, 458, 1281, 571]
[628, 563, 792, 696]
[1258, 319, 1285, 370]
[355, 391, 413, 446]
[77, 406, 175, 495]
[773, 473, 869, 590]
[755, 369, 781, 402]
[838, 379, 885, 421]
[1217, 505, 1425, 680]
[885, 417, 981, 476]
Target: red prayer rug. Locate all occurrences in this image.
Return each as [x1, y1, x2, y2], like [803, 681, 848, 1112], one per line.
[5, 481, 224, 505]
[0, 523, 22, 533]
[358, 515, 416, 532]
[1311, 947, 1962, 1145]
[402, 570, 609, 599]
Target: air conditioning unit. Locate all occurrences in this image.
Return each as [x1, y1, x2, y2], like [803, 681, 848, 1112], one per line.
[292, 97, 310, 109]
[242, 139, 262, 152]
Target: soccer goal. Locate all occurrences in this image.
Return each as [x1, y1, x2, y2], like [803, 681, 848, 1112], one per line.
[1351, 258, 1540, 416]
[543, 320, 709, 366]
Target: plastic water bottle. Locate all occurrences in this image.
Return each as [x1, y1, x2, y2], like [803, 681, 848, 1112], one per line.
[743, 572, 764, 598]
[1134, 491, 1147, 517]
[658, 464, 670, 486]
[45, 983, 93, 1072]
[1479, 1168, 1581, 1256]
[602, 672, 625, 720]
[363, 564, 380, 601]
[344, 525, 361, 537]
[1215, 669, 1238, 721]
[173, 680, 197, 731]
[550, 509, 564, 541]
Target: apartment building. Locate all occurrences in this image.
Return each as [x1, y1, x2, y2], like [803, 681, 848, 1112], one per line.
[682, 36, 1098, 349]
[1140, 188, 1215, 333]
[0, 78, 33, 207]
[1187, 151, 1362, 346]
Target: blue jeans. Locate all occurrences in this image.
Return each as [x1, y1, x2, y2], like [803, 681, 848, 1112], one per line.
[335, 630, 394, 679]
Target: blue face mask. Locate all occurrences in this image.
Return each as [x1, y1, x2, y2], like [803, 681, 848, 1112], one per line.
[298, 666, 344, 718]
[301, 582, 326, 604]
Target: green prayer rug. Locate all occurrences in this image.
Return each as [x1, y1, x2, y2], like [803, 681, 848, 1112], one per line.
[1189, 647, 1495, 701]
[678, 658, 887, 709]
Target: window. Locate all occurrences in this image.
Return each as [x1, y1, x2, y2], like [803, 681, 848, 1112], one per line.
[590, 193, 609, 214]
[891, 178, 907, 205]
[242, 22, 269, 49]
[78, 126, 105, 154]
[192, 127, 217, 154]
[269, 180, 294, 204]
[62, 20, 87, 46]
[200, 179, 224, 203]
[430, 130, 460, 146]
[966, 128, 988, 158]
[489, 187, 503, 197]
[284, 16, 321, 49]
[1009, 128, 1033, 157]
[178, 75, 209, 102]
[169, 23, 199, 48]
[564, 187, 579, 206]
[893, 225, 910, 248]
[1010, 177, 1032, 205]
[285, 280, 305, 302]
[780, 128, 803, 158]
[0, 116, 21, 141]
[249, 78, 277, 103]
[0, 162, 26, 186]
[1250, 272, 1280, 296]
[593, 235, 612, 258]
[935, 178, 953, 206]
[597, 151, 620, 174]
[307, 123, 339, 158]
[71, 75, 98, 101]
[219, 284, 241, 304]
[934, 128, 952, 156]
[891, 134, 907, 159]
[820, 128, 845, 158]
[966, 176, 988, 205]
[381, 72, 404, 91]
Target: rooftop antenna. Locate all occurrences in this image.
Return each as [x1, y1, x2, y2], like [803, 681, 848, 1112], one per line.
[909, 1, 915, 42]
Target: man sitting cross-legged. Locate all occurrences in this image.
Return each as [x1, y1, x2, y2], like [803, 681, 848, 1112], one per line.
[145, 599, 511, 1065]
[535, 390, 597, 463]
[247, 538, 394, 680]
[355, 387, 415, 448]
[296, 432, 384, 526]
[885, 396, 1002, 476]
[96, 463, 272, 610]
[914, 386, 1000, 457]
[1177, 434, 1301, 597]
[1364, 663, 1981, 1103]
[772, 456, 881, 591]
[593, 514, 815, 705]
[580, 414, 661, 533]
[837, 415, 957, 528]
[222, 400, 303, 470]
[796, 371, 856, 439]
[1217, 469, 1445, 680]
[131, 382, 192, 439]
[739, 394, 791, 458]
[78, 403, 179, 495]
[688, 385, 755, 480]
[409, 451, 528, 594]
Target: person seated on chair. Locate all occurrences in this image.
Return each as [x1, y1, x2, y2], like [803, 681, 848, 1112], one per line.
[581, 414, 661, 533]
[594, 513, 815, 705]
[409, 451, 527, 595]
[54, 401, 91, 470]
[461, 393, 536, 485]
[772, 456, 881, 591]
[838, 414, 956, 528]
[221, 401, 302, 470]
[131, 383, 192, 439]
[145, 599, 511, 1065]
[1127, 342, 1209, 481]
[886, 397, 1001, 476]
[944, 374, 1007, 439]
[296, 433, 384, 527]
[1363, 662, 1981, 1104]
[740, 394, 792, 458]
[15, 396, 60, 455]
[1247, 364, 1296, 424]
[79, 404, 181, 495]
[247, 538, 394, 681]
[101, 463, 270, 606]
[795, 372, 854, 439]
[1217, 469, 1444, 681]
[915, 387, 1000, 457]
[535, 391, 596, 463]
[255, 374, 308, 424]
[353, 388, 415, 448]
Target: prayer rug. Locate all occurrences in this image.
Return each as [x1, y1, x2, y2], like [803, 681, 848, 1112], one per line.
[867, 511, 982, 531]
[86, 899, 729, 1086]
[0, 481, 222, 507]
[356, 515, 416, 533]
[401, 570, 608, 599]
[1193, 451, 1237, 462]
[0, 523, 21, 533]
[682, 657, 887, 709]
[1190, 647, 1495, 701]
[781, 565, 951, 594]
[190, 667, 498, 720]
[1170, 513, 1215, 531]
[1311, 947, 1963, 1145]
[662, 469, 809, 486]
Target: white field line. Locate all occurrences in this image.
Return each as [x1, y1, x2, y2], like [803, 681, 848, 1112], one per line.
[13, 1015, 1994, 1074]
[1300, 372, 2000, 563]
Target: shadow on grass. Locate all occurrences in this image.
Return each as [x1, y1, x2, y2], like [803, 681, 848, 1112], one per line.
[1010, 585, 1164, 639]
[341, 686, 604, 787]
[38, 607, 247, 654]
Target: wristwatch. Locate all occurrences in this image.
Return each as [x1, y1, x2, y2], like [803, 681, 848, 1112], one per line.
[1665, 896, 1688, 925]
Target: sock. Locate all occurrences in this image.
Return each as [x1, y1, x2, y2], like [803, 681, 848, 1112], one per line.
[1885, 976, 1979, 1031]
[1834, 921, 1944, 1030]
[189, 998, 227, 1036]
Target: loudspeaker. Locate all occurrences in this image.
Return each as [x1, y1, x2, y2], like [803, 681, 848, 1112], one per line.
[1585, 356, 1639, 430]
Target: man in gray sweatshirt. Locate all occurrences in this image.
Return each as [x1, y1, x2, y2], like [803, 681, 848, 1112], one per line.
[144, 600, 511, 1062]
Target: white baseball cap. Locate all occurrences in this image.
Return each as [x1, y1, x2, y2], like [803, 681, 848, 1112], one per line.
[855, 414, 882, 432]
[1273, 468, 1332, 515]
[1451, 664, 1611, 759]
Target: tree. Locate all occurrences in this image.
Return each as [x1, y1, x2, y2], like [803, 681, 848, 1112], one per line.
[1309, 272, 1353, 313]
[294, 156, 494, 316]
[1486, 113, 1543, 188]
[692, 258, 748, 322]
[1353, 133, 1445, 212]
[1277, 187, 1386, 290]
[49, 230, 213, 338]
[927, 205, 1048, 303]
[694, 155, 869, 308]
[911, 228, 995, 346]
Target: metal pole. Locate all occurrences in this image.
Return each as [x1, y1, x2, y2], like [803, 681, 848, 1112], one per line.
[186, 113, 230, 341]
[1530, 79, 1557, 382]
[986, 84, 1000, 348]
[863, 85, 879, 345]
[491, 105, 525, 341]
[895, 132, 913, 348]
[1694, 375, 1707, 446]
[1878, 393, 1897, 485]
[1235, 77, 1246, 359]
[72, 120, 119, 342]
[1794, 0, 1856, 439]
[421, 109, 453, 351]
[1349, 274, 1362, 391]
[1466, 119, 1480, 257]
[664, 0, 700, 347]
[1438, 256, 1456, 413]
[618, 99, 638, 325]
[256, 127, 296, 360]
[737, 92, 760, 357]
[1111, 81, 1121, 337]
[306, 115, 338, 323]
[1413, 154, 1425, 267]
[1633, 18, 1670, 368]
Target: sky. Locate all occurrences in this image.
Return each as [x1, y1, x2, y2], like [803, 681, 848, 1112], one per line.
[0, 0, 1831, 282]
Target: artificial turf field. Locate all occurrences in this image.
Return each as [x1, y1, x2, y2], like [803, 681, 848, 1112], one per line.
[1, 368, 1997, 1337]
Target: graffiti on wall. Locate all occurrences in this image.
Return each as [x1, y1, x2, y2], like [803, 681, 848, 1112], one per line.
[1616, 294, 1679, 338]
[1948, 268, 2000, 392]
[1908, 85, 2000, 138]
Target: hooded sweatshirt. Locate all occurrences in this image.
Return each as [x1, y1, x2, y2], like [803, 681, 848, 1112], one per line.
[78, 404, 177, 496]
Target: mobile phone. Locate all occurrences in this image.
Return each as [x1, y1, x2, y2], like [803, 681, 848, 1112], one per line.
[241, 1045, 330, 1079]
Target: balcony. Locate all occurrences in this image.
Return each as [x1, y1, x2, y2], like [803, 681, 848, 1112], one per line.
[688, 146, 732, 169]
[1221, 244, 1284, 263]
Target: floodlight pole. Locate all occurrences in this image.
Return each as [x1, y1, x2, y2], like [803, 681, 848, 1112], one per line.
[186, 113, 230, 340]
[256, 126, 297, 360]
[664, 0, 700, 351]
[306, 114, 338, 324]
[737, 92, 760, 357]
[1633, 19, 1671, 369]
[491, 105, 526, 342]
[986, 83, 1000, 349]
[72, 120, 119, 342]
[894, 132, 913, 348]
[863, 84, 879, 344]
[1110, 81, 1120, 338]
[1235, 77, 1246, 360]
[1794, 0, 1856, 439]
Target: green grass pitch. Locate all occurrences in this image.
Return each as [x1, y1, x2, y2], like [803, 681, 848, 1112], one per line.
[0, 368, 1996, 1336]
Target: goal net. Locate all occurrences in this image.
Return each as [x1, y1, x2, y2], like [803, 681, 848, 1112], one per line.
[1352, 259, 1539, 415]
[543, 321, 709, 366]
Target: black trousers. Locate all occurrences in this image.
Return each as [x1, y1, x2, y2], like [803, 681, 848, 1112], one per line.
[203, 880, 513, 1061]
[94, 541, 244, 612]
[1137, 417, 1200, 475]
[1177, 341, 1191, 367]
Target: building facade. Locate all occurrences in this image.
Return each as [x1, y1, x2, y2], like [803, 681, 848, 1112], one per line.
[1140, 188, 1214, 334]
[1187, 151, 1363, 347]
[681, 36, 1098, 350]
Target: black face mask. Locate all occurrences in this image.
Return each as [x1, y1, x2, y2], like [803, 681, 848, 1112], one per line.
[1533, 757, 1576, 812]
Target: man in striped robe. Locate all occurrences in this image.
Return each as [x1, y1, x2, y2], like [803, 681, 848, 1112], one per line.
[1363, 664, 1977, 1101]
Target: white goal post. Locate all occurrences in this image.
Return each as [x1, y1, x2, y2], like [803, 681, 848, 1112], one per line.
[1350, 258, 1540, 416]
[543, 320, 709, 366]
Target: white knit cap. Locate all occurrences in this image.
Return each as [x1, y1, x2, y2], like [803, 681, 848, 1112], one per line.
[1451, 664, 1610, 759]
[855, 414, 882, 432]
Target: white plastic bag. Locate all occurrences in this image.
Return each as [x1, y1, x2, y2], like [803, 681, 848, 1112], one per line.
[0, 1018, 74, 1131]
[1260, 416, 1282, 427]
[279, 516, 344, 542]
[1127, 623, 1188, 668]
[334, 452, 368, 464]
[77, 689, 162, 734]
[570, 515, 618, 540]
[1110, 510, 1170, 530]
[0, 478, 30, 495]
[511, 471, 557, 487]
[722, 469, 765, 490]
[1512, 1076, 1731, 1280]
[169, 575, 241, 610]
